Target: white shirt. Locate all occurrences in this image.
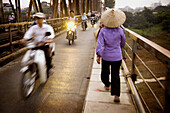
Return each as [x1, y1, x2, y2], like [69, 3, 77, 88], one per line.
[24, 24, 55, 45]
[88, 12, 91, 16]
[68, 16, 78, 23]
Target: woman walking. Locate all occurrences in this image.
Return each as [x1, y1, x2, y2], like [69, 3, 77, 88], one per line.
[96, 9, 126, 102]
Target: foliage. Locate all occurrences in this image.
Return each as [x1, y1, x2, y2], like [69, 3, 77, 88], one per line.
[124, 5, 170, 33]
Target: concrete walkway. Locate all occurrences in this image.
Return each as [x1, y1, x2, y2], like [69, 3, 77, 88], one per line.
[82, 54, 137, 113]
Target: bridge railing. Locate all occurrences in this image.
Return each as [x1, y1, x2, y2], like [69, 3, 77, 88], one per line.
[0, 15, 82, 53]
[121, 26, 170, 113]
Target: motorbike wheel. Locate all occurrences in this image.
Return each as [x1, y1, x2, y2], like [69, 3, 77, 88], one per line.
[83, 26, 85, 31]
[21, 68, 36, 99]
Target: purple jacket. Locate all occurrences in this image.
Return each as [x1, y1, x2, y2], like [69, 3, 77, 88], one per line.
[96, 27, 126, 61]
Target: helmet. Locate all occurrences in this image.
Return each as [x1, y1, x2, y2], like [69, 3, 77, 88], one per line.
[33, 12, 46, 19]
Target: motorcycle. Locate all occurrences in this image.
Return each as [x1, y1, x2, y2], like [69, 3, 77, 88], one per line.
[82, 20, 87, 31]
[91, 17, 95, 27]
[66, 22, 76, 45]
[20, 32, 55, 99]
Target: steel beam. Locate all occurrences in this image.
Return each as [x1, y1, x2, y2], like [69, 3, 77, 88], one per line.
[27, 0, 33, 21]
[32, 0, 38, 13]
[52, 0, 58, 18]
[63, 0, 68, 17]
[9, 0, 16, 21]
[37, 0, 43, 12]
[81, 0, 85, 14]
[86, 0, 89, 13]
[0, 0, 4, 24]
[60, 0, 63, 18]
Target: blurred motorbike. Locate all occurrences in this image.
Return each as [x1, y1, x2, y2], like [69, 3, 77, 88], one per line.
[91, 17, 95, 27]
[82, 20, 87, 31]
[20, 32, 55, 99]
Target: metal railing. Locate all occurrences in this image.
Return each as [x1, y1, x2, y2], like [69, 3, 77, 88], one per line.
[121, 26, 170, 113]
[0, 15, 82, 53]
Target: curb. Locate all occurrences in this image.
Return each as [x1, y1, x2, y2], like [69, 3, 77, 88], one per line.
[0, 29, 67, 67]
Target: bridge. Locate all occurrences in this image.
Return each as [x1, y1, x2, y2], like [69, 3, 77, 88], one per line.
[0, 0, 170, 113]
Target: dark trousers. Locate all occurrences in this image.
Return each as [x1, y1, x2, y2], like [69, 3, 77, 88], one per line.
[39, 46, 51, 71]
[101, 59, 122, 96]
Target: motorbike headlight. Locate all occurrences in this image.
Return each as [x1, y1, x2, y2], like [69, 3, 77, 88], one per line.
[67, 22, 75, 28]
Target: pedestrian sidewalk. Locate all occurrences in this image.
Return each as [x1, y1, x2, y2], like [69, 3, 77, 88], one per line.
[82, 54, 137, 113]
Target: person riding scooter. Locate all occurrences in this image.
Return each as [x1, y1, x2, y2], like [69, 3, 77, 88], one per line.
[67, 10, 78, 39]
[21, 12, 55, 75]
[82, 13, 88, 29]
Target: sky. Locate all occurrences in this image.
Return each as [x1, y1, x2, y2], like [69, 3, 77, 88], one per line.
[3, 0, 170, 9]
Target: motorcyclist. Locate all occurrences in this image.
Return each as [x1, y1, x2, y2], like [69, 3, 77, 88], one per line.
[21, 12, 55, 75]
[87, 11, 91, 20]
[91, 12, 96, 25]
[82, 13, 88, 28]
[8, 13, 15, 23]
[67, 10, 78, 39]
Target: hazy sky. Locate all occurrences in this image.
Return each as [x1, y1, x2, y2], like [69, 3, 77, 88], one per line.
[3, 0, 170, 9]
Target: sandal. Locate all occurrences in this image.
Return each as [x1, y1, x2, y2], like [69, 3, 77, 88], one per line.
[104, 86, 110, 91]
[114, 96, 120, 102]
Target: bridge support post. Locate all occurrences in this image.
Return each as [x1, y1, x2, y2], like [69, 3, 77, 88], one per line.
[73, 0, 80, 15]
[37, 0, 43, 12]
[9, 26, 14, 53]
[86, 0, 89, 13]
[60, 0, 63, 18]
[90, 0, 92, 12]
[9, 0, 16, 22]
[165, 66, 170, 113]
[27, 0, 33, 21]
[52, 0, 58, 18]
[63, 0, 68, 17]
[131, 40, 137, 82]
[68, 0, 73, 11]
[0, 0, 4, 24]
[81, 0, 85, 14]
[32, 0, 39, 13]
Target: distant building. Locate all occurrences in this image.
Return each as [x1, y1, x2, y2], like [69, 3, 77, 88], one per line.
[104, 0, 115, 8]
[119, 6, 134, 13]
[92, 0, 102, 12]
[151, 2, 162, 9]
[41, 1, 49, 8]
[3, 3, 12, 12]
[134, 7, 145, 12]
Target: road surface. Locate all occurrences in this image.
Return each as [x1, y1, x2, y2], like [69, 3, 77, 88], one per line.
[0, 23, 97, 113]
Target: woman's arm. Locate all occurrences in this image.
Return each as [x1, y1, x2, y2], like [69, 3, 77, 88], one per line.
[120, 28, 126, 48]
[96, 29, 105, 64]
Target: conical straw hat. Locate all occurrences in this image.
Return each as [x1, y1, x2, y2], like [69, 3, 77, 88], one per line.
[101, 9, 126, 28]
